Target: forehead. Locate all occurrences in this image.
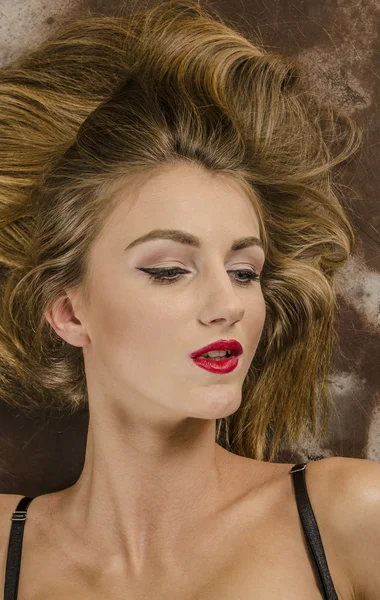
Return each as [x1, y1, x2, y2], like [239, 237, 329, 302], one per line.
[104, 163, 263, 239]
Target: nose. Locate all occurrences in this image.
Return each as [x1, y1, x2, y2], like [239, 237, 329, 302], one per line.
[199, 268, 245, 324]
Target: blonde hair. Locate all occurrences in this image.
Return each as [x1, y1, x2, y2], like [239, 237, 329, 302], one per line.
[0, 0, 361, 462]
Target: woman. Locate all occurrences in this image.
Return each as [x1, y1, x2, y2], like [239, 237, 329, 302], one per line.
[0, 1, 379, 598]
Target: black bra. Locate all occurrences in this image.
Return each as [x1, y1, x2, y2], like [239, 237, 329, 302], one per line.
[4, 462, 339, 600]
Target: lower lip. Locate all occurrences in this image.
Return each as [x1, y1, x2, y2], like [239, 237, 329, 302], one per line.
[191, 355, 240, 373]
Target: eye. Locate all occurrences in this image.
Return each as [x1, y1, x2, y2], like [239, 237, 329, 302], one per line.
[137, 267, 260, 287]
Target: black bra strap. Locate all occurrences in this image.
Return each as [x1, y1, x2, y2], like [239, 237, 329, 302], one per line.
[4, 496, 35, 600]
[290, 463, 338, 600]
[4, 469, 339, 600]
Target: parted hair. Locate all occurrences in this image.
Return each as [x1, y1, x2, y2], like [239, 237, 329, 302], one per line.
[0, 0, 361, 461]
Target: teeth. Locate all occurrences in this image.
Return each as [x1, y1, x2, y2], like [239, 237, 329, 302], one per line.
[200, 350, 231, 358]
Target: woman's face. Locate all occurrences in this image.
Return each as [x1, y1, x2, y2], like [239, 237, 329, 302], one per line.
[67, 163, 266, 425]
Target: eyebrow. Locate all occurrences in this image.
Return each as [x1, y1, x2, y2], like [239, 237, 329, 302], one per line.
[124, 228, 265, 253]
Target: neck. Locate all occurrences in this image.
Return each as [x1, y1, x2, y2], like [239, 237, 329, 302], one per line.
[50, 409, 236, 578]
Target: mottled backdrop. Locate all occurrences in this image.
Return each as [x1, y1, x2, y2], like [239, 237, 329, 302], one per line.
[0, 0, 379, 496]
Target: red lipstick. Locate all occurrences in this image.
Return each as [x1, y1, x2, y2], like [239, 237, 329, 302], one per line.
[191, 355, 240, 373]
[190, 339, 243, 374]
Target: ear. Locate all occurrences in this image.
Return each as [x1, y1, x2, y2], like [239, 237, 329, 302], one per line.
[44, 290, 90, 348]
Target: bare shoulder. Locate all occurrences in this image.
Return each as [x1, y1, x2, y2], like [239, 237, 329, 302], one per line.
[0, 493, 25, 578]
[303, 456, 380, 600]
[0, 492, 25, 537]
[0, 492, 24, 532]
[302, 455, 380, 528]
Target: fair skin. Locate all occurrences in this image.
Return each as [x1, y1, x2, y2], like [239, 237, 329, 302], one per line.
[44, 162, 267, 581]
[3, 160, 380, 599]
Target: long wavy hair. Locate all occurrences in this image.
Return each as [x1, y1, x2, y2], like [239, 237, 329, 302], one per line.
[0, 0, 361, 462]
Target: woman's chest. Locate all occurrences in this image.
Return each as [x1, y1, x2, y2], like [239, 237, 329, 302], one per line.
[18, 534, 344, 600]
[17, 475, 351, 600]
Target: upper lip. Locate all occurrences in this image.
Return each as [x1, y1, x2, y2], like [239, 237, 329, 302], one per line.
[190, 339, 243, 358]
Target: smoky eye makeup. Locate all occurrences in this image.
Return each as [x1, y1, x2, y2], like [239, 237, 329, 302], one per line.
[132, 241, 264, 260]
[133, 247, 265, 272]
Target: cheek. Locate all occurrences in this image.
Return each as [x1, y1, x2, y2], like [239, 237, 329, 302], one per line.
[87, 286, 180, 355]
[249, 295, 266, 334]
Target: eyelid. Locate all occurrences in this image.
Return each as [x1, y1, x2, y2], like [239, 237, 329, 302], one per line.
[138, 243, 264, 258]
[142, 261, 262, 274]
[139, 252, 263, 268]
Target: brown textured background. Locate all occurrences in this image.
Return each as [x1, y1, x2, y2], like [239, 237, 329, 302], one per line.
[0, 0, 379, 497]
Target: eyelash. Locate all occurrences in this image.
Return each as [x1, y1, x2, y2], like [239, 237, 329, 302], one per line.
[139, 267, 260, 287]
